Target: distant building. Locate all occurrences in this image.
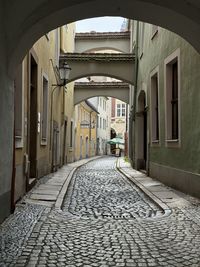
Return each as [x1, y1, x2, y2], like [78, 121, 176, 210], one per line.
[88, 96, 111, 155]
[74, 100, 98, 160]
[111, 98, 128, 139]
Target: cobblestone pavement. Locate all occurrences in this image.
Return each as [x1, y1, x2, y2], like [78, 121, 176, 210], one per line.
[62, 158, 164, 219]
[0, 157, 200, 267]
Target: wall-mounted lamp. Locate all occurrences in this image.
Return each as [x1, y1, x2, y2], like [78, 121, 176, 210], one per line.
[51, 59, 71, 87]
[50, 59, 72, 162]
[59, 61, 71, 86]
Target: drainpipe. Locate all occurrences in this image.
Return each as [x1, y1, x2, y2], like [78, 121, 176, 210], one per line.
[11, 121, 16, 213]
[132, 21, 139, 168]
[89, 110, 93, 157]
[50, 85, 60, 171]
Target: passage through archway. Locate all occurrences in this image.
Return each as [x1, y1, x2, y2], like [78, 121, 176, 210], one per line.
[6, 0, 200, 75]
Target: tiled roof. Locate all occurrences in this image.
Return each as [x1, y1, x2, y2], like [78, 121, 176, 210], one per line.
[75, 82, 130, 88]
[60, 53, 135, 61]
[75, 31, 130, 40]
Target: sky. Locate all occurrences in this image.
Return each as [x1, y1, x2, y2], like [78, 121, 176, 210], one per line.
[76, 17, 125, 32]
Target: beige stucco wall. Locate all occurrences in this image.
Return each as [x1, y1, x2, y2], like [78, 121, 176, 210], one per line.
[14, 24, 75, 202]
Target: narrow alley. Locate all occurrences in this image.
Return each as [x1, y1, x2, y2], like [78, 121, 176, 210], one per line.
[0, 157, 200, 267]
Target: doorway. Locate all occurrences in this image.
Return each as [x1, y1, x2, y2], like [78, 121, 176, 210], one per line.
[136, 91, 147, 171]
[28, 55, 38, 181]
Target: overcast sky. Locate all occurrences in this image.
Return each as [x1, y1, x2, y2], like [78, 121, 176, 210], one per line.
[76, 17, 125, 32]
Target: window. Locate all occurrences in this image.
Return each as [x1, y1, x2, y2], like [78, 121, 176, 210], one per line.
[122, 104, 126, 117]
[165, 49, 180, 144]
[41, 75, 48, 143]
[104, 100, 106, 111]
[117, 103, 126, 117]
[14, 63, 24, 148]
[171, 62, 179, 139]
[100, 117, 102, 128]
[103, 119, 106, 130]
[150, 68, 159, 143]
[97, 116, 99, 128]
[117, 104, 121, 117]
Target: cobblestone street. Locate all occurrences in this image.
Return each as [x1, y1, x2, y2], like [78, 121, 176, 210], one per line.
[0, 157, 200, 267]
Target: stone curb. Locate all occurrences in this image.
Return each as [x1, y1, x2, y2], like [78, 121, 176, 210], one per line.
[116, 158, 172, 219]
[54, 168, 76, 211]
[55, 156, 102, 211]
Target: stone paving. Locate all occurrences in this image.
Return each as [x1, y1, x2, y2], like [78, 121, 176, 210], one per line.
[0, 156, 200, 267]
[62, 157, 164, 219]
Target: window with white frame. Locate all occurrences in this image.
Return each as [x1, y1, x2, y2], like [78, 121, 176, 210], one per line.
[122, 104, 126, 117]
[150, 68, 159, 142]
[14, 63, 24, 148]
[165, 49, 180, 143]
[116, 103, 126, 117]
[117, 104, 121, 117]
[41, 75, 48, 143]
[104, 119, 106, 129]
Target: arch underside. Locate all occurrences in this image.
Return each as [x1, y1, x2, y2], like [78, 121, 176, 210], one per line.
[6, 0, 200, 75]
[75, 40, 130, 53]
[65, 59, 135, 85]
[74, 84, 130, 105]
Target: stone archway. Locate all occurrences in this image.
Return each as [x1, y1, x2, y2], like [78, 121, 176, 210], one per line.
[4, 0, 200, 75]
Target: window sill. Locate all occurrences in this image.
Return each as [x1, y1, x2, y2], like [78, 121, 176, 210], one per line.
[15, 136, 23, 149]
[152, 140, 159, 144]
[165, 139, 180, 148]
[41, 139, 47, 146]
[166, 139, 179, 143]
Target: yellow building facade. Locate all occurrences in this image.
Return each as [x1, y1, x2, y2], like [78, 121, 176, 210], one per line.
[14, 24, 75, 205]
[74, 101, 98, 161]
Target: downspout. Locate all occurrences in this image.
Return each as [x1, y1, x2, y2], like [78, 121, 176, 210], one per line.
[50, 85, 59, 171]
[11, 120, 16, 213]
[89, 111, 93, 157]
[132, 21, 139, 167]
